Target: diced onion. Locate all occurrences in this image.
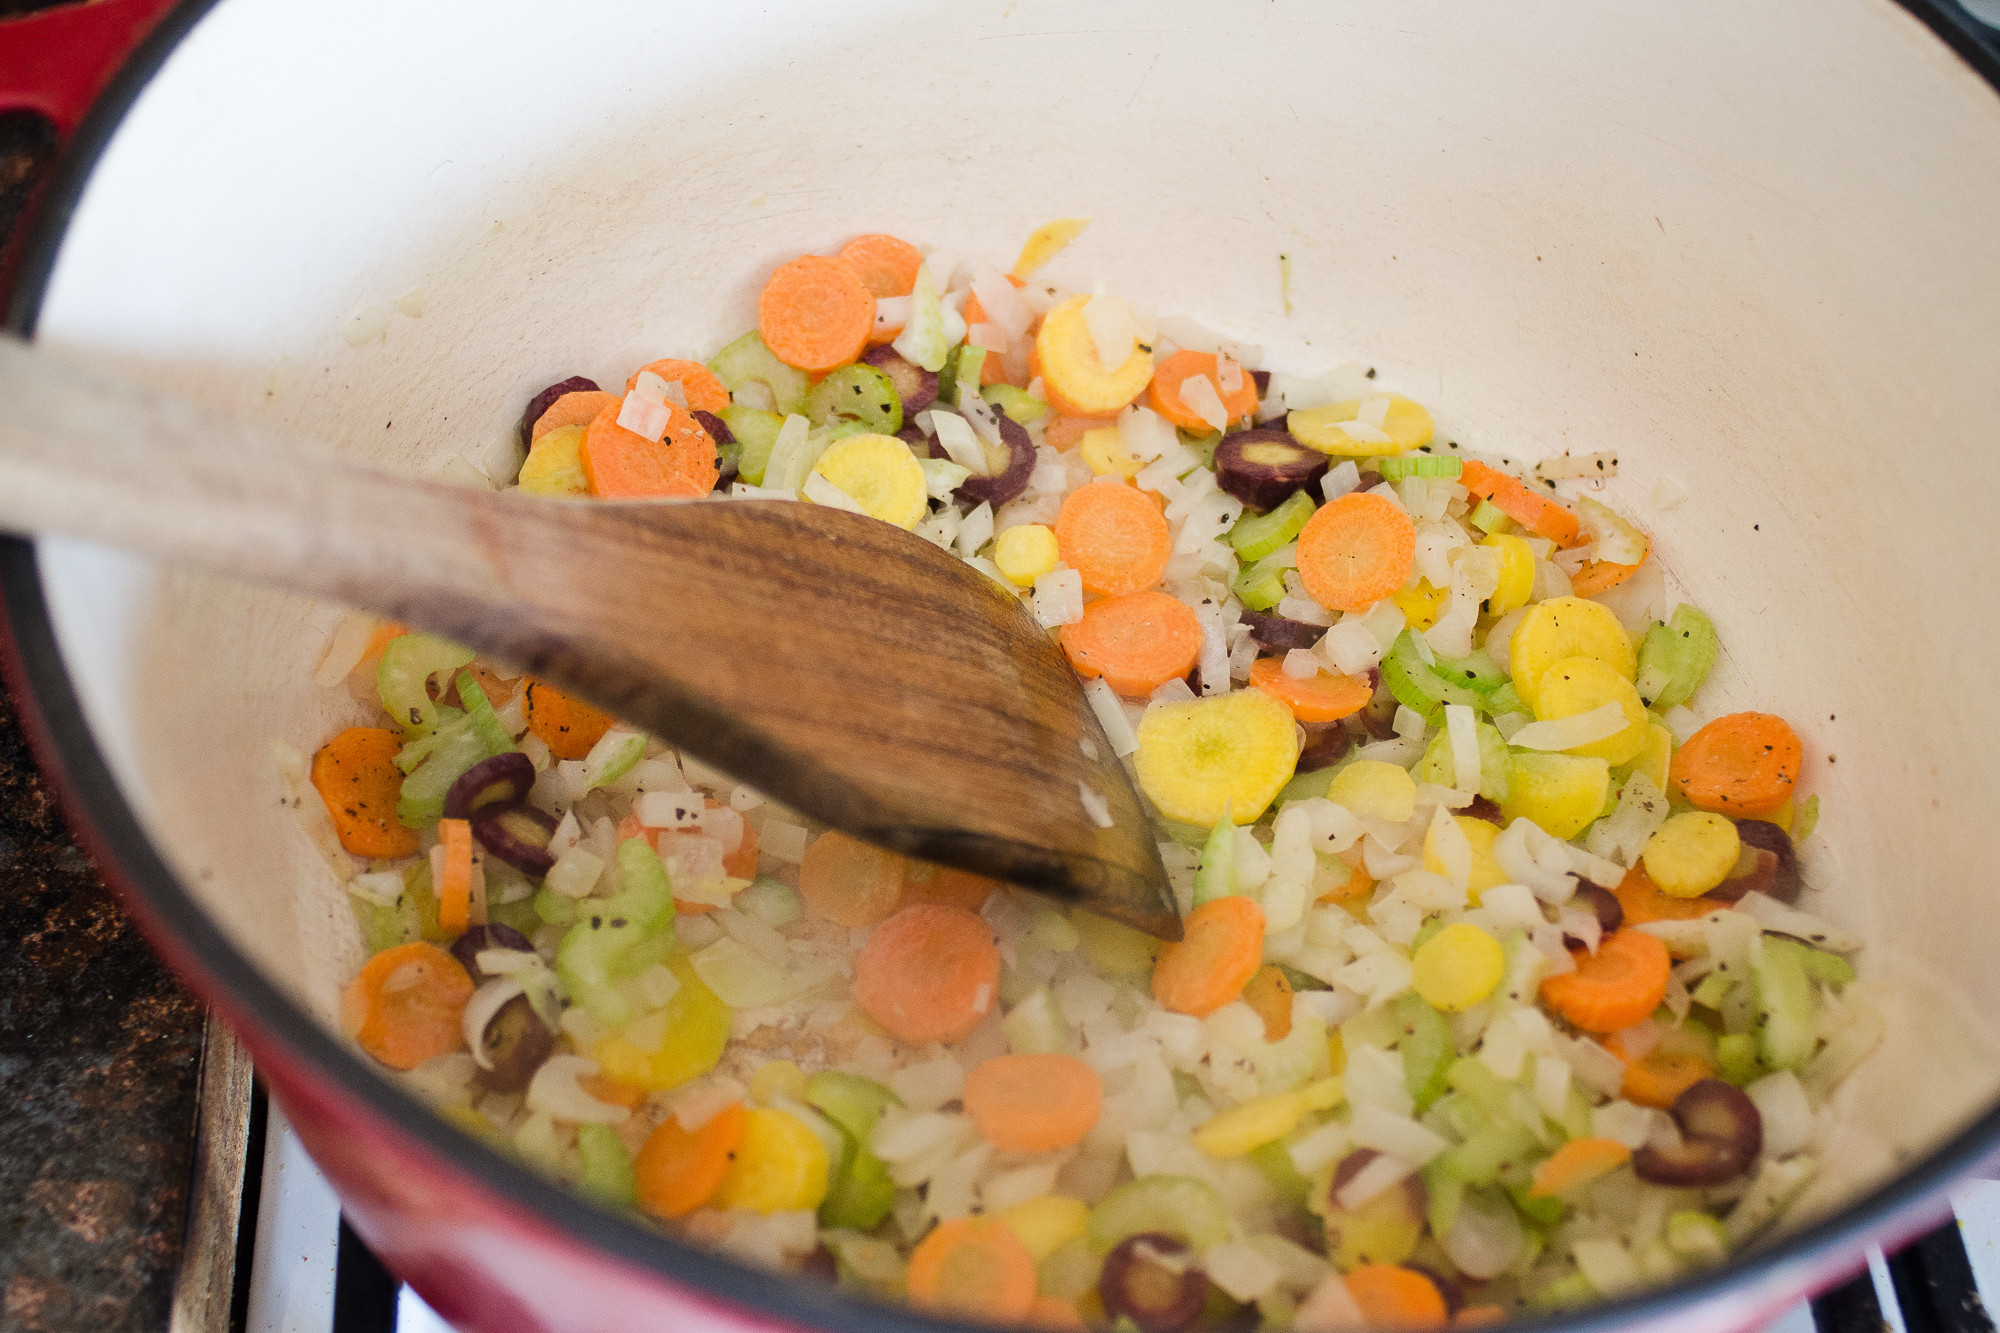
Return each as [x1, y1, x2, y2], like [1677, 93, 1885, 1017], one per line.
[525, 1055, 629, 1124]
[1334, 419, 1393, 444]
[1179, 374, 1230, 431]
[1081, 293, 1137, 372]
[1507, 702, 1629, 751]
[616, 394, 670, 442]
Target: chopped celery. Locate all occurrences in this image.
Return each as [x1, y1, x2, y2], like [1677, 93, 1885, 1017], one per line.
[486, 895, 542, 937]
[393, 706, 464, 774]
[1526, 1273, 1597, 1312]
[807, 1070, 902, 1231]
[1792, 793, 1821, 843]
[1394, 994, 1453, 1112]
[1635, 604, 1719, 710]
[720, 405, 784, 485]
[941, 344, 986, 408]
[708, 330, 809, 416]
[1436, 1120, 1540, 1188]
[1231, 548, 1294, 611]
[1191, 811, 1236, 906]
[534, 883, 577, 926]
[1665, 1210, 1728, 1265]
[1753, 938, 1819, 1070]
[805, 1071, 902, 1143]
[1383, 631, 1488, 718]
[1377, 453, 1462, 482]
[1181, 429, 1223, 469]
[1088, 1175, 1232, 1253]
[1505, 1179, 1565, 1227]
[1432, 648, 1506, 694]
[556, 838, 677, 1026]
[1411, 722, 1511, 802]
[1467, 500, 1514, 535]
[1343, 1004, 1405, 1051]
[1487, 681, 1525, 716]
[1002, 986, 1070, 1054]
[351, 860, 447, 953]
[581, 729, 646, 792]
[1409, 917, 1446, 954]
[1249, 1137, 1313, 1211]
[377, 634, 475, 736]
[892, 264, 953, 374]
[395, 673, 515, 827]
[1227, 490, 1317, 561]
[984, 383, 1047, 424]
[1690, 972, 1734, 1012]
[1715, 1033, 1764, 1087]
[575, 1124, 637, 1208]
[1798, 947, 1855, 987]
[1275, 763, 1344, 807]
[806, 363, 904, 436]
[1421, 1159, 1465, 1236]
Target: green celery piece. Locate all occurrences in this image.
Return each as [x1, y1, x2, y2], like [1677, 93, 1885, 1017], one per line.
[893, 265, 952, 374]
[556, 838, 677, 1026]
[1634, 621, 1677, 709]
[1192, 811, 1235, 906]
[576, 1124, 637, 1209]
[1665, 1210, 1729, 1263]
[1394, 994, 1453, 1112]
[1487, 680, 1525, 716]
[1445, 1058, 1518, 1124]
[1505, 1179, 1566, 1227]
[456, 672, 514, 755]
[377, 634, 475, 737]
[1420, 1159, 1465, 1236]
[1274, 763, 1344, 806]
[1249, 1139, 1312, 1211]
[806, 363, 903, 436]
[984, 383, 1048, 424]
[1386, 631, 1487, 714]
[818, 1134, 896, 1230]
[1409, 918, 1446, 954]
[1088, 1176, 1232, 1254]
[1436, 1120, 1540, 1188]
[720, 405, 785, 486]
[1227, 490, 1317, 561]
[1690, 972, 1733, 1011]
[1558, 1081, 1595, 1141]
[582, 731, 647, 793]
[395, 674, 514, 827]
[1754, 938, 1819, 1070]
[1410, 723, 1510, 802]
[944, 344, 986, 408]
[1792, 794, 1821, 843]
[806, 1071, 903, 1143]
[485, 895, 542, 937]
[1377, 453, 1463, 483]
[393, 705, 465, 774]
[1231, 550, 1292, 611]
[1637, 605, 1719, 711]
[351, 858, 444, 953]
[1432, 648, 1506, 695]
[1526, 1273, 1597, 1313]
[1379, 648, 1444, 725]
[708, 330, 809, 416]
[1342, 1004, 1405, 1052]
[1182, 430, 1223, 469]
[1467, 500, 1514, 535]
[352, 897, 404, 955]
[1716, 1032, 1762, 1085]
[1274, 963, 1332, 993]
[534, 884, 577, 926]
[1798, 947, 1855, 987]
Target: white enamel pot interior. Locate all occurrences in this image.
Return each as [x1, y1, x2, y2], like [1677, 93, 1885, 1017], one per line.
[9, 0, 2000, 1330]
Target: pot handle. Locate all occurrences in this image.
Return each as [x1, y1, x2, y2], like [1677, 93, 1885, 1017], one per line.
[0, 0, 184, 306]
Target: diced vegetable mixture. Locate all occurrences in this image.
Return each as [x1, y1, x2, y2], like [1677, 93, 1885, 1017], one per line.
[297, 225, 1871, 1327]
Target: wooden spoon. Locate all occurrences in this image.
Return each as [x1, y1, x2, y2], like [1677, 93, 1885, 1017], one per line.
[0, 338, 1180, 938]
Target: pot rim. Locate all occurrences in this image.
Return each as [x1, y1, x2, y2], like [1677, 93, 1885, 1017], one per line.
[4, 3, 1998, 1330]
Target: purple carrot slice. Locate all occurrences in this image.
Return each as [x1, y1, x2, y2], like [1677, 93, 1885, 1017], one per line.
[519, 376, 599, 449]
[1214, 429, 1327, 511]
[861, 345, 939, 417]
[472, 802, 561, 877]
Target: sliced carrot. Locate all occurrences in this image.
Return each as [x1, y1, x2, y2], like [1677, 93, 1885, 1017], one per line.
[354, 620, 409, 680]
[1669, 711, 1802, 817]
[905, 1216, 1038, 1322]
[635, 1101, 748, 1220]
[1318, 856, 1375, 906]
[1058, 590, 1202, 696]
[1152, 895, 1266, 1017]
[1455, 1306, 1508, 1328]
[437, 818, 474, 934]
[1044, 413, 1119, 452]
[1295, 490, 1416, 613]
[339, 941, 473, 1071]
[1527, 1137, 1633, 1198]
[311, 726, 420, 858]
[1146, 350, 1258, 432]
[1612, 863, 1714, 928]
[1247, 656, 1374, 723]
[530, 390, 620, 446]
[797, 830, 906, 928]
[1460, 460, 1582, 547]
[837, 234, 924, 299]
[1538, 928, 1672, 1034]
[1569, 545, 1648, 598]
[853, 903, 1002, 1046]
[964, 1053, 1104, 1152]
[1243, 963, 1294, 1041]
[580, 398, 719, 500]
[624, 358, 731, 415]
[1344, 1264, 1449, 1330]
[1606, 1031, 1716, 1109]
[758, 254, 875, 373]
[524, 679, 615, 760]
[1055, 481, 1172, 597]
[580, 1073, 649, 1109]
[900, 861, 998, 913]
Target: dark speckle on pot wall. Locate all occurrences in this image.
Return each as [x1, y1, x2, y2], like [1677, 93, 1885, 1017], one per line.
[0, 673, 206, 1332]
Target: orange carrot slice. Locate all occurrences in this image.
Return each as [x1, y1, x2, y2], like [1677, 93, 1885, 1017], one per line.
[1058, 590, 1202, 696]
[1146, 350, 1257, 432]
[1569, 542, 1648, 597]
[1527, 1137, 1632, 1198]
[1054, 481, 1172, 597]
[964, 1053, 1104, 1153]
[1044, 413, 1119, 453]
[758, 254, 875, 373]
[624, 358, 731, 415]
[1247, 656, 1374, 723]
[635, 1101, 748, 1219]
[1295, 490, 1416, 613]
[1612, 863, 1713, 927]
[1606, 1031, 1716, 1109]
[797, 830, 906, 928]
[900, 861, 999, 914]
[580, 398, 719, 500]
[1669, 711, 1802, 817]
[1242, 963, 1295, 1041]
[339, 941, 473, 1071]
[837, 234, 924, 299]
[1538, 928, 1671, 1034]
[853, 903, 1002, 1046]
[580, 1073, 648, 1109]
[311, 726, 420, 858]
[1460, 460, 1582, 547]
[437, 817, 474, 934]
[906, 1216, 1038, 1322]
[1344, 1264, 1449, 1330]
[523, 679, 615, 760]
[530, 390, 619, 446]
[1152, 895, 1265, 1017]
